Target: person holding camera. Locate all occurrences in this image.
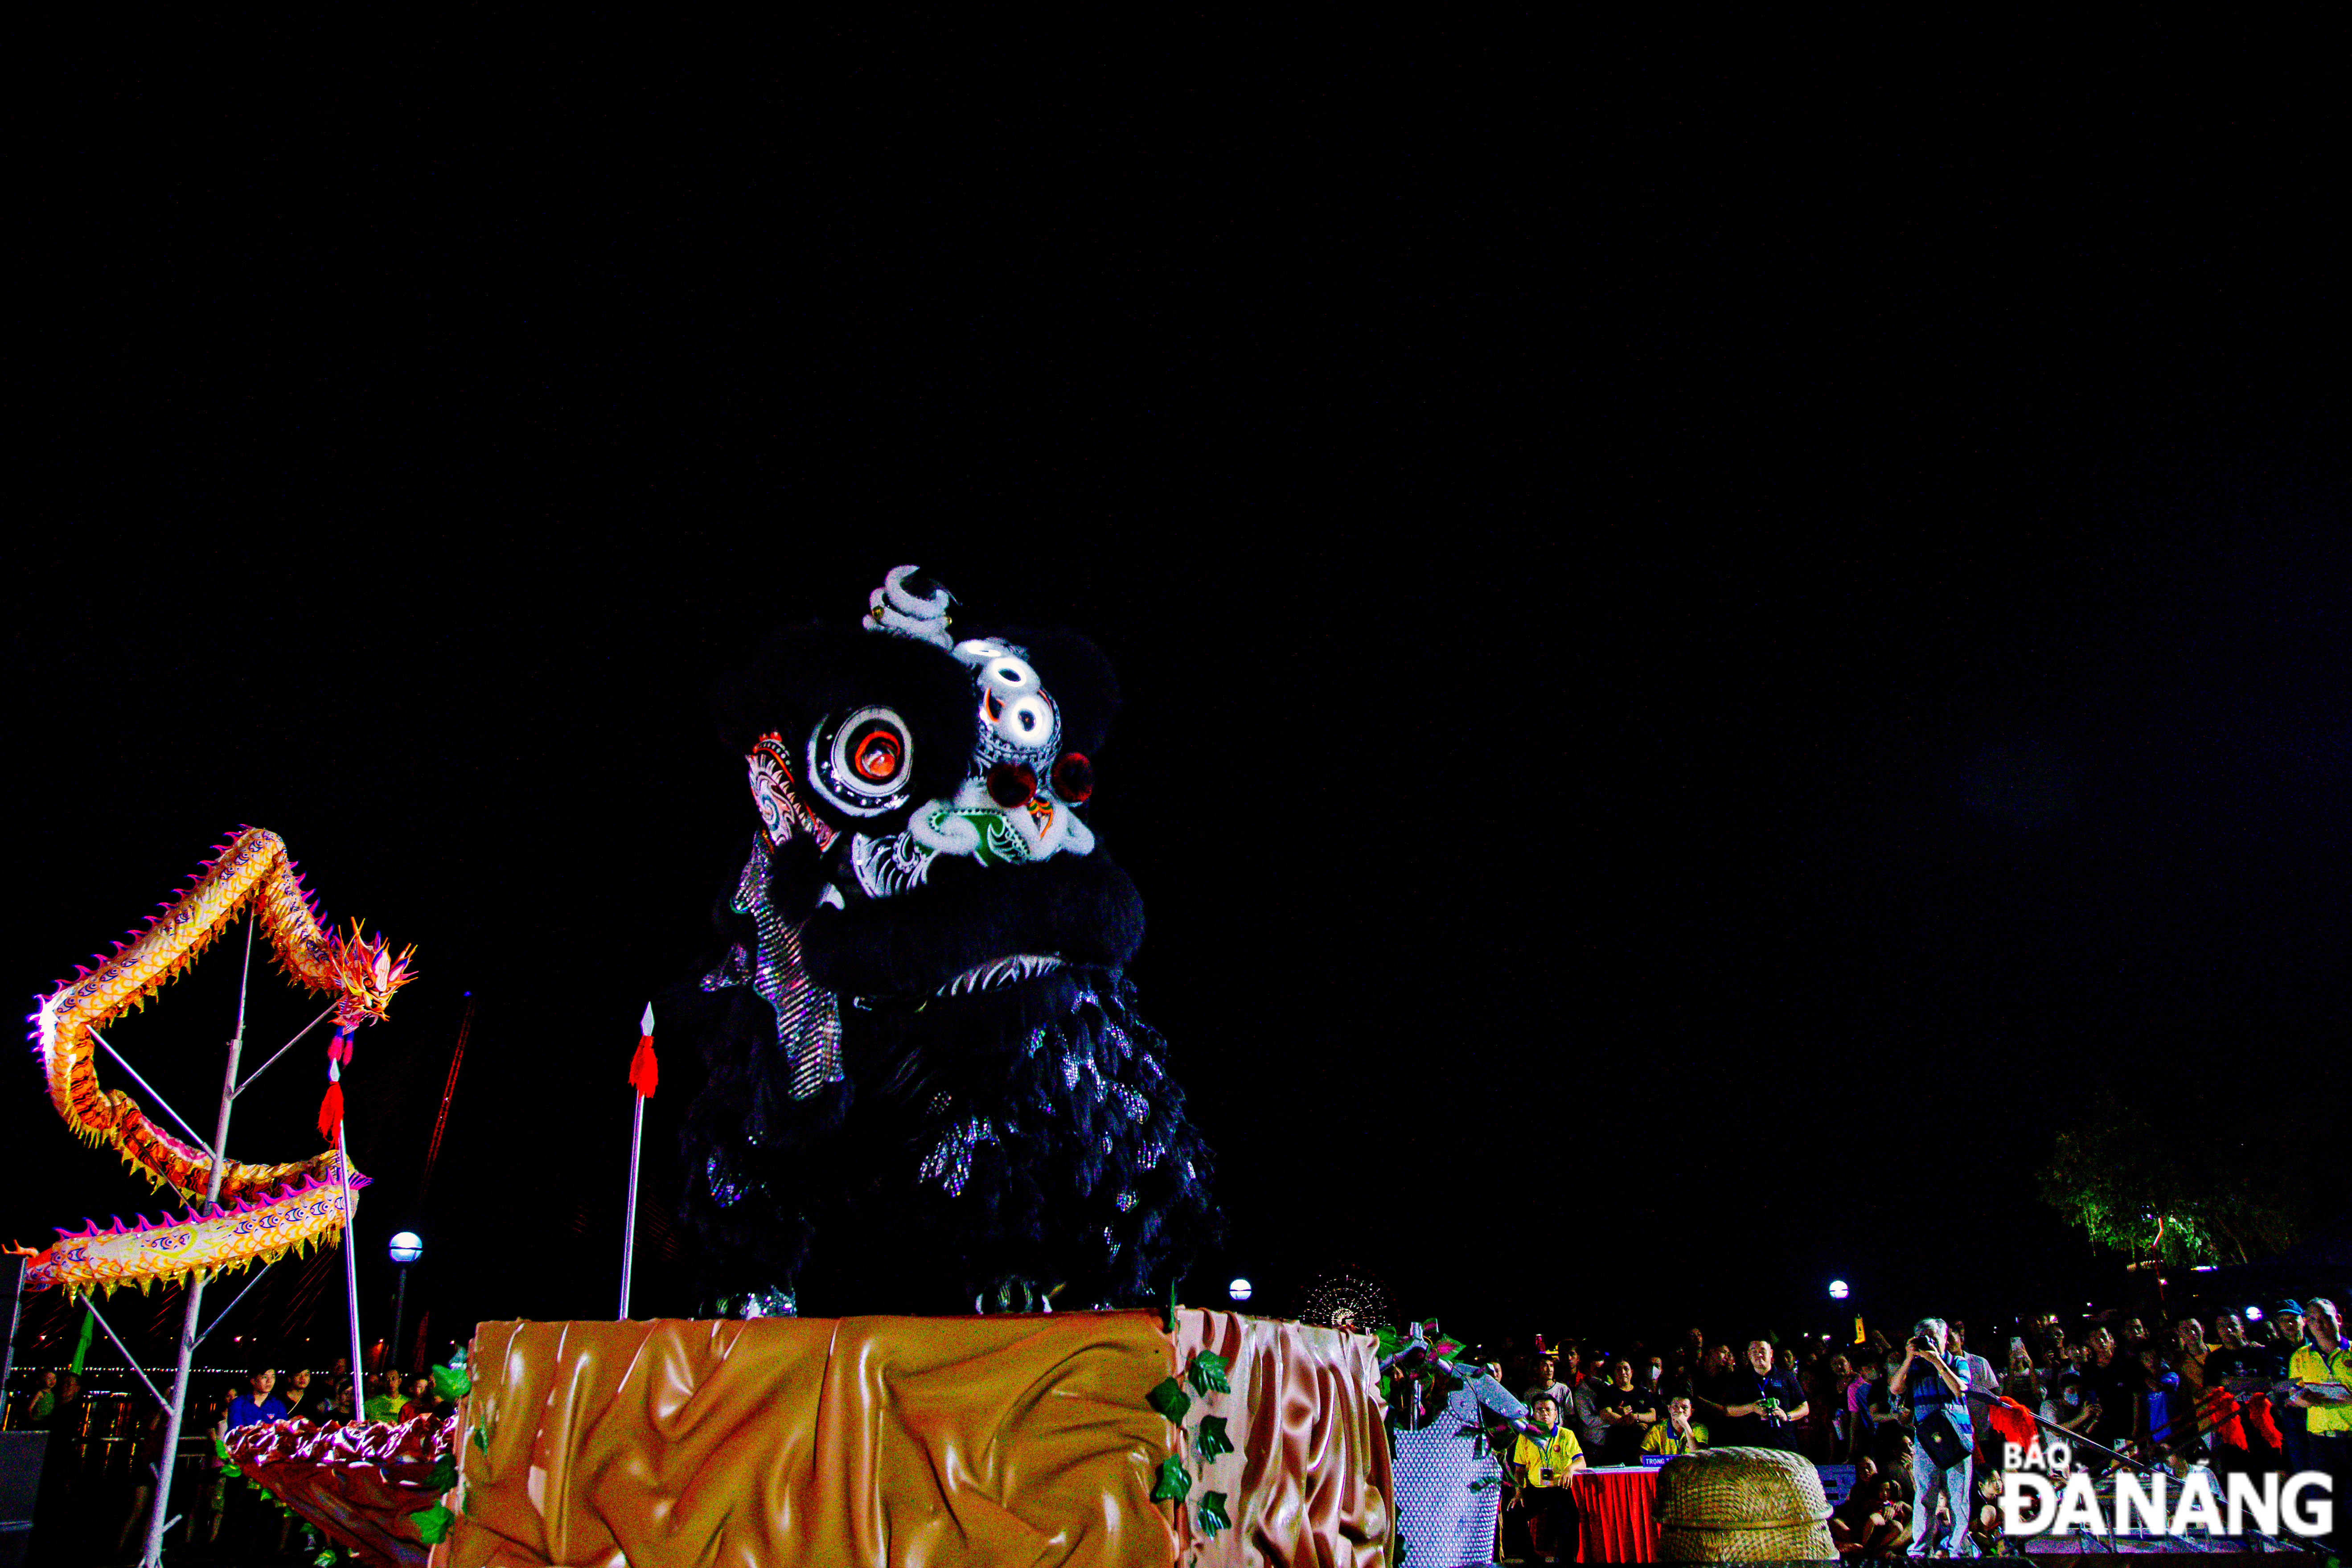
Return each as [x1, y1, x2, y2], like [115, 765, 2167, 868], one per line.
[1890, 1318, 1974, 1558]
[1717, 1336, 1810, 1452]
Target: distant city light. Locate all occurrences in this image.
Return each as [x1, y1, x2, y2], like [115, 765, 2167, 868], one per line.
[1228, 1277, 1253, 1303]
[1828, 1280, 1850, 1300]
[2192, 1264, 2218, 1273]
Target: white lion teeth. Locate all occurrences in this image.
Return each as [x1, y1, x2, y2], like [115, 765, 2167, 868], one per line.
[937, 953, 1065, 997]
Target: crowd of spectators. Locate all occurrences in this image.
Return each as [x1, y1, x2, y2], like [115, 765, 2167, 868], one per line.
[1395, 1294, 2346, 1561]
[4, 1355, 462, 1564]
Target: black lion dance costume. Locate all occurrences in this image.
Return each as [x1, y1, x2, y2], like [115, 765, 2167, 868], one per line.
[675, 566, 1218, 1316]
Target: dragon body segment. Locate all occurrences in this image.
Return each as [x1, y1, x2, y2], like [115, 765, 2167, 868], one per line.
[17, 827, 413, 1293]
[16, 1167, 369, 1298]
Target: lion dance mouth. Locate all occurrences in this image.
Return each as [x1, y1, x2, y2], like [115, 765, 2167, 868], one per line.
[12, 827, 412, 1295]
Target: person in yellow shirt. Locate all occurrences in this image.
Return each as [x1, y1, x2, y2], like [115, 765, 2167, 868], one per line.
[1510, 1394, 1585, 1564]
[2285, 1297, 2348, 1554]
[1641, 1393, 1710, 1455]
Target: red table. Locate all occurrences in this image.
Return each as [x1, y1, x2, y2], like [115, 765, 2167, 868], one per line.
[1571, 1465, 1662, 1564]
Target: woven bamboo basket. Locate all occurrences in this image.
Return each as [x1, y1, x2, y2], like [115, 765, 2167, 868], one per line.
[1652, 1445, 1835, 1561]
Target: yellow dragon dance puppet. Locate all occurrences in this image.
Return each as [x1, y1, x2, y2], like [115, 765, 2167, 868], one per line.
[14, 827, 414, 1297]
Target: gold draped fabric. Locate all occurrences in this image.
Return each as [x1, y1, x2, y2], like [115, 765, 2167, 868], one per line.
[1166, 1309, 1392, 1568]
[430, 1310, 1391, 1568]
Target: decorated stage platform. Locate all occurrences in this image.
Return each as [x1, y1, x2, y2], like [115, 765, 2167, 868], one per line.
[230, 1307, 1392, 1567]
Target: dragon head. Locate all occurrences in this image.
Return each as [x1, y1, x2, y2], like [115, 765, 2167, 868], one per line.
[324, 919, 417, 1027]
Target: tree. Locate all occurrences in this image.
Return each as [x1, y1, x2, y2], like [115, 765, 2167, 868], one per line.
[2039, 1096, 2305, 1267]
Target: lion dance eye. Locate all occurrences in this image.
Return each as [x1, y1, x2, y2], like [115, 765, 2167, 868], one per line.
[1051, 752, 1094, 804]
[809, 706, 915, 817]
[851, 729, 902, 781]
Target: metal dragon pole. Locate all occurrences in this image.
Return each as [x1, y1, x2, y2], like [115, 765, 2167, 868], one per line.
[140, 915, 253, 1568]
[337, 1122, 363, 1417]
[389, 1262, 410, 1378]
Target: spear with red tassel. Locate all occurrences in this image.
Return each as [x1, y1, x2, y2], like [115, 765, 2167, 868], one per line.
[321, 1019, 365, 1418]
[620, 1003, 656, 1318]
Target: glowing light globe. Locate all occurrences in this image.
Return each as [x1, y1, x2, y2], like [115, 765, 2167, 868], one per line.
[1828, 1279, 1850, 1300]
[1228, 1277, 1253, 1304]
[388, 1231, 424, 1265]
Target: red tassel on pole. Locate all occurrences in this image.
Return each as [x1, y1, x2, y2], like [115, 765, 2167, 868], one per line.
[627, 1035, 658, 1099]
[316, 1081, 344, 1141]
[628, 1002, 658, 1098]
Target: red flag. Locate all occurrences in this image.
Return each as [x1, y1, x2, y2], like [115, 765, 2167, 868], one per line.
[1987, 1396, 2037, 1454]
[628, 1002, 657, 1098]
[317, 1081, 344, 1141]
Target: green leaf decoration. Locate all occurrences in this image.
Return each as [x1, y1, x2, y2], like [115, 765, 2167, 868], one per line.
[410, 1503, 454, 1544]
[431, 1361, 473, 1401]
[211, 1433, 232, 1460]
[1145, 1377, 1192, 1423]
[1186, 1351, 1231, 1396]
[1149, 1453, 1192, 1505]
[470, 1424, 489, 1454]
[1162, 1280, 1178, 1334]
[1198, 1490, 1231, 1539]
[1195, 1415, 1234, 1463]
[426, 1452, 458, 1493]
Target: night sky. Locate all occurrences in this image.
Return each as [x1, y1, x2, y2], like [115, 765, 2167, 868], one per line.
[7, 93, 2342, 1373]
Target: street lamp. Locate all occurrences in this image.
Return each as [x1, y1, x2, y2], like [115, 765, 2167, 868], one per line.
[1228, 1277, 1253, 1304]
[388, 1231, 423, 1371]
[1830, 1278, 1863, 1344]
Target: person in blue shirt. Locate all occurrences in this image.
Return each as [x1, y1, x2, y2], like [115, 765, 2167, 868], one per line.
[214, 1368, 289, 1553]
[2133, 1345, 2183, 1452]
[1890, 1317, 1973, 1558]
[221, 1367, 287, 1433]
